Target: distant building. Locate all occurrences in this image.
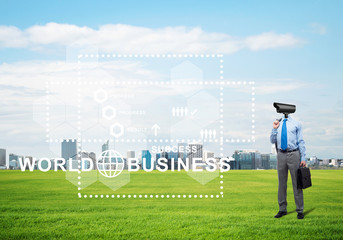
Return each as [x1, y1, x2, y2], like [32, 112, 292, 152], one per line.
[261, 154, 270, 169]
[9, 153, 22, 170]
[89, 152, 96, 170]
[188, 143, 203, 169]
[156, 152, 167, 159]
[232, 150, 261, 169]
[81, 151, 94, 170]
[320, 159, 330, 166]
[177, 143, 187, 164]
[142, 150, 152, 170]
[62, 139, 77, 169]
[137, 152, 142, 167]
[168, 151, 179, 170]
[0, 148, 6, 167]
[102, 140, 109, 152]
[255, 152, 262, 169]
[24, 156, 33, 170]
[9, 160, 18, 169]
[225, 156, 236, 170]
[309, 156, 319, 166]
[225, 157, 235, 170]
[127, 151, 135, 158]
[329, 159, 338, 167]
[269, 154, 277, 169]
[50, 159, 55, 170]
[40, 159, 53, 170]
[126, 150, 135, 170]
[155, 150, 181, 170]
[203, 150, 215, 170]
[228, 154, 238, 169]
[156, 151, 168, 169]
[203, 151, 214, 160]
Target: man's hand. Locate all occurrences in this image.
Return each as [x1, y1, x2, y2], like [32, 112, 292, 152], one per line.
[273, 120, 280, 129]
[300, 161, 306, 167]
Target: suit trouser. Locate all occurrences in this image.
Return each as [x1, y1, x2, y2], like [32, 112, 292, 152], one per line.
[277, 150, 304, 213]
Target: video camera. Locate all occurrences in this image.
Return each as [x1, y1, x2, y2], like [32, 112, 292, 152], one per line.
[273, 102, 296, 118]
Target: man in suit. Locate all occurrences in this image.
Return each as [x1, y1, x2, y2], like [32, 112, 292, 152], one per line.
[270, 116, 306, 219]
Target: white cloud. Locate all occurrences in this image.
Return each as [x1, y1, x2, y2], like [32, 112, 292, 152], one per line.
[245, 32, 304, 51]
[27, 23, 93, 45]
[0, 59, 342, 159]
[254, 80, 308, 94]
[310, 22, 327, 35]
[225, 79, 308, 95]
[0, 26, 27, 48]
[0, 23, 303, 53]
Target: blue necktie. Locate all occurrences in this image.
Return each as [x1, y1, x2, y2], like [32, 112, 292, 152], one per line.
[281, 119, 287, 150]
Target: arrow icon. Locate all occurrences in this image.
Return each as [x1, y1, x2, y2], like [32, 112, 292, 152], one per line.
[151, 124, 160, 136]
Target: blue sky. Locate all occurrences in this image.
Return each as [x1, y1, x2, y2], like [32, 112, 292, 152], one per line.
[1, 0, 342, 78]
[0, 1, 341, 32]
[0, 0, 342, 160]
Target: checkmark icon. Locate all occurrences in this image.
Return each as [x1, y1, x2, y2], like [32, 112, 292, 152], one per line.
[190, 109, 197, 116]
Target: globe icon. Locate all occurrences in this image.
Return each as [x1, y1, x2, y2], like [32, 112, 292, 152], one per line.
[97, 150, 125, 178]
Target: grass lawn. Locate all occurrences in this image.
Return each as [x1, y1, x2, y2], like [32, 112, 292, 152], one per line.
[0, 169, 342, 239]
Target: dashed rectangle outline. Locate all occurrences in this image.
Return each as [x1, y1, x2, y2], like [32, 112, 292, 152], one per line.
[46, 81, 255, 144]
[46, 53, 256, 199]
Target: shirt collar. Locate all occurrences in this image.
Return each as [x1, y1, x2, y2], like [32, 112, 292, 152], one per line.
[282, 115, 293, 121]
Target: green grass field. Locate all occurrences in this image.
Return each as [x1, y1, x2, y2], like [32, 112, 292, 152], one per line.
[0, 170, 342, 239]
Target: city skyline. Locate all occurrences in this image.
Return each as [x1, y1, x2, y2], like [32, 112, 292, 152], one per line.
[1, 1, 343, 160]
[2, 138, 341, 170]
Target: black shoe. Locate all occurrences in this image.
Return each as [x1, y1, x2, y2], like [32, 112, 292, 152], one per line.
[274, 211, 287, 218]
[297, 212, 304, 219]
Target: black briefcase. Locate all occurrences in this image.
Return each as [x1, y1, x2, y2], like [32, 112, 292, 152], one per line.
[297, 167, 312, 189]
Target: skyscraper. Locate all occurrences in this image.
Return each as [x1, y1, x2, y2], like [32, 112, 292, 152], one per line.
[269, 154, 277, 169]
[61, 139, 77, 169]
[9, 153, 20, 169]
[156, 152, 167, 159]
[203, 150, 215, 170]
[230, 151, 239, 170]
[261, 154, 271, 169]
[127, 150, 135, 159]
[203, 151, 214, 160]
[177, 143, 187, 163]
[0, 148, 6, 167]
[142, 150, 152, 170]
[167, 151, 179, 170]
[232, 150, 261, 169]
[126, 150, 135, 170]
[225, 156, 236, 170]
[24, 156, 33, 170]
[102, 140, 109, 152]
[188, 143, 203, 169]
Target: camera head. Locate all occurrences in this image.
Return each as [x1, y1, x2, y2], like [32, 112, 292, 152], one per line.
[273, 102, 296, 118]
